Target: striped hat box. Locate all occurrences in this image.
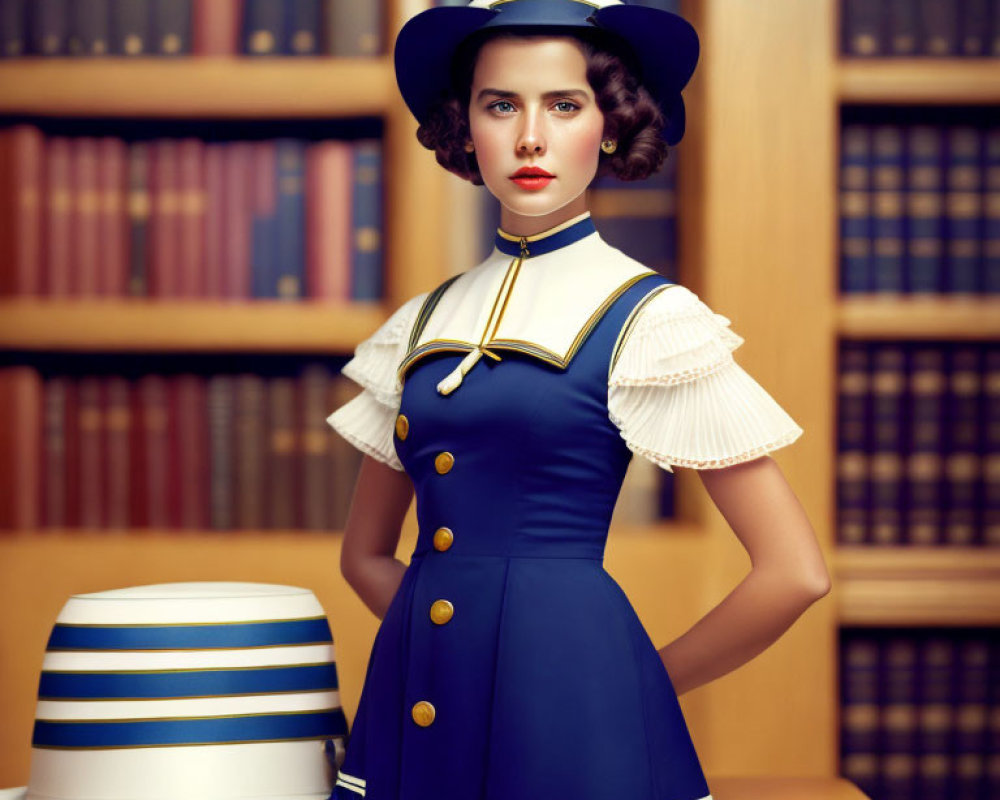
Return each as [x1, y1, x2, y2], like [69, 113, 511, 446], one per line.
[1, 582, 348, 800]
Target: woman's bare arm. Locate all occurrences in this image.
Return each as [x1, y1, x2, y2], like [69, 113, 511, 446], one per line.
[657, 455, 831, 696]
[339, 454, 415, 620]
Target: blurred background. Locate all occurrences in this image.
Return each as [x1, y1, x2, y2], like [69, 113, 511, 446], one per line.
[0, 1, 997, 798]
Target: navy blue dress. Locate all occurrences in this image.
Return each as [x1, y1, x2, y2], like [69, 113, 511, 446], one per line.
[330, 262, 715, 800]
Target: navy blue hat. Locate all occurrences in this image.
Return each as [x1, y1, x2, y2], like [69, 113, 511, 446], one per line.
[393, 0, 699, 146]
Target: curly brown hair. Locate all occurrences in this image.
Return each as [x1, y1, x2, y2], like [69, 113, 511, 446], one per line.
[415, 27, 669, 185]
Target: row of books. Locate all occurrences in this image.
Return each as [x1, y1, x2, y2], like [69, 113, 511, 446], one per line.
[0, 0, 382, 58]
[841, 0, 1000, 58]
[0, 125, 384, 300]
[839, 121, 1000, 296]
[837, 341, 999, 548]
[0, 364, 362, 532]
[839, 627, 998, 800]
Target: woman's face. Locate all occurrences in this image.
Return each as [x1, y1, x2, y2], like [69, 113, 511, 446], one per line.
[468, 35, 605, 234]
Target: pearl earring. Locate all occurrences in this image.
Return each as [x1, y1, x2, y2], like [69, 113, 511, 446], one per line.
[464, 141, 475, 153]
[601, 139, 617, 155]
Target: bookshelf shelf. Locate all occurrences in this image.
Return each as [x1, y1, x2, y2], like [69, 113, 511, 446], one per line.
[834, 546, 1000, 626]
[836, 58, 1000, 104]
[0, 58, 394, 118]
[836, 296, 1000, 340]
[0, 299, 386, 353]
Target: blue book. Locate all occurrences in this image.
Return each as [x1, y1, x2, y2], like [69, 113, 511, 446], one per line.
[285, 0, 321, 55]
[275, 139, 306, 300]
[943, 126, 983, 294]
[110, 0, 152, 57]
[986, 126, 1000, 294]
[27, 0, 67, 56]
[904, 125, 944, 294]
[871, 125, 905, 294]
[68, 0, 110, 56]
[243, 0, 283, 56]
[0, 0, 26, 57]
[840, 124, 872, 294]
[151, 0, 190, 55]
[351, 139, 384, 301]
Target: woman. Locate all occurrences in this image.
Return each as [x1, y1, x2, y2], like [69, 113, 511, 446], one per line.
[327, 2, 830, 798]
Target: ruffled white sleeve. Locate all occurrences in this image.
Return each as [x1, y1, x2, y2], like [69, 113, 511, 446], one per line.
[607, 285, 804, 472]
[326, 292, 429, 471]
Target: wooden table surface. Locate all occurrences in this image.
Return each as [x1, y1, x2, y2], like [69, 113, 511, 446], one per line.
[708, 777, 870, 799]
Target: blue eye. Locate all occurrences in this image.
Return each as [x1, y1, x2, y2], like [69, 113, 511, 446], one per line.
[489, 100, 515, 113]
[555, 101, 579, 113]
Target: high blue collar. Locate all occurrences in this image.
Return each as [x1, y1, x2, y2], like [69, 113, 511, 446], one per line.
[494, 214, 597, 258]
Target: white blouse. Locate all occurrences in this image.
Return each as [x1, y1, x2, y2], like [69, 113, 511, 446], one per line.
[326, 282, 803, 475]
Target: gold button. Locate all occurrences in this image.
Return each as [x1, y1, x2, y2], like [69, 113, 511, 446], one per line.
[433, 527, 454, 551]
[395, 414, 409, 440]
[411, 700, 435, 727]
[429, 599, 454, 625]
[434, 452, 455, 474]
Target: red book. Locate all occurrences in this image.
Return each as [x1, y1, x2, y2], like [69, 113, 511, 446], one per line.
[151, 139, 181, 298]
[76, 375, 105, 528]
[172, 374, 210, 529]
[0, 126, 44, 296]
[234, 373, 266, 529]
[42, 376, 70, 528]
[193, 0, 239, 55]
[98, 137, 128, 297]
[104, 375, 131, 530]
[203, 143, 225, 297]
[223, 142, 252, 299]
[0, 367, 42, 530]
[266, 375, 297, 529]
[138, 374, 170, 529]
[72, 138, 101, 298]
[129, 376, 149, 528]
[178, 138, 206, 298]
[306, 140, 352, 300]
[301, 364, 332, 530]
[45, 138, 73, 297]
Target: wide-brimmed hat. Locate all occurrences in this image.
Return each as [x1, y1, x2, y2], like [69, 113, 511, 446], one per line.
[1, 582, 349, 800]
[394, 0, 699, 146]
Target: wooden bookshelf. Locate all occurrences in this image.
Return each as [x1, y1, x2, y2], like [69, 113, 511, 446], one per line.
[0, 299, 387, 353]
[837, 296, 1000, 340]
[0, 58, 394, 118]
[0, 0, 452, 784]
[837, 59, 1000, 104]
[834, 547, 1000, 626]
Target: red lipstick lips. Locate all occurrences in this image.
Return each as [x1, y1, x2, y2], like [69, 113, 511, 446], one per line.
[510, 166, 554, 190]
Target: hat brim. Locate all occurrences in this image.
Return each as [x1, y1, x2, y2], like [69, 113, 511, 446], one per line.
[0, 789, 26, 800]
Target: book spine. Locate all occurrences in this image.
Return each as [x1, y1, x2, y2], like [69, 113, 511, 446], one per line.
[207, 374, 235, 530]
[177, 138, 206, 298]
[301, 364, 331, 530]
[944, 126, 984, 294]
[0, 0, 26, 57]
[943, 346, 983, 546]
[251, 140, 278, 299]
[872, 125, 905, 294]
[326, 0, 381, 56]
[285, 0, 321, 55]
[234, 373, 266, 529]
[28, 0, 68, 56]
[110, 0, 152, 56]
[841, 124, 873, 294]
[151, 0, 191, 55]
[905, 125, 945, 294]
[105, 375, 131, 530]
[837, 342, 870, 545]
[351, 140, 384, 300]
[905, 346, 946, 545]
[45, 137, 73, 297]
[839, 635, 882, 800]
[870, 345, 906, 545]
[880, 636, 919, 799]
[275, 138, 305, 300]
[126, 141, 151, 297]
[306, 140, 352, 300]
[98, 136, 128, 297]
[72, 138, 101, 298]
[242, 0, 283, 56]
[267, 376, 298, 529]
[192, 0, 238, 55]
[68, 0, 110, 56]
